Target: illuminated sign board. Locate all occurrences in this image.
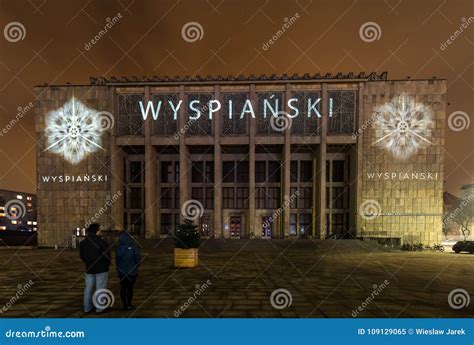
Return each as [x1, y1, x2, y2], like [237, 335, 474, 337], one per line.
[138, 96, 333, 120]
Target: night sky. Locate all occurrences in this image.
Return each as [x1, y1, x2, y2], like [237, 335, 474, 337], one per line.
[0, 0, 472, 195]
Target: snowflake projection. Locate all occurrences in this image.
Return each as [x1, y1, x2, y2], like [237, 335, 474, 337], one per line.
[372, 95, 434, 160]
[44, 98, 104, 165]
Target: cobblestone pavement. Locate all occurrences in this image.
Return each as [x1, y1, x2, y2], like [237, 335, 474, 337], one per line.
[0, 239, 472, 318]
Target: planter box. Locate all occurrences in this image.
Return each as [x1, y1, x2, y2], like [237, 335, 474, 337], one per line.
[174, 248, 198, 268]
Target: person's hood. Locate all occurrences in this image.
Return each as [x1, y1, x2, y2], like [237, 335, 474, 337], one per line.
[118, 232, 134, 248]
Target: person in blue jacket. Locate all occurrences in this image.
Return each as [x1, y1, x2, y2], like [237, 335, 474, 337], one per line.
[115, 231, 141, 310]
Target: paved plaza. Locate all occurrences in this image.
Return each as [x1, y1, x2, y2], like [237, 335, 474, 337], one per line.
[0, 239, 472, 318]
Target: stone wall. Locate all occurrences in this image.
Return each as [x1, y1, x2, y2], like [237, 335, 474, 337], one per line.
[35, 86, 113, 247]
[358, 80, 446, 245]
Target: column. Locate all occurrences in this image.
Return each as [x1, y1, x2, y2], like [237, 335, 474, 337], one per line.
[248, 84, 256, 237]
[317, 83, 328, 239]
[179, 86, 190, 219]
[282, 83, 291, 238]
[354, 83, 364, 238]
[213, 85, 223, 238]
[110, 88, 124, 231]
[312, 155, 317, 238]
[144, 86, 157, 238]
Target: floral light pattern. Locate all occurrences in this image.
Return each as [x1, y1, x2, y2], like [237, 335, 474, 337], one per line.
[44, 98, 104, 165]
[372, 95, 434, 160]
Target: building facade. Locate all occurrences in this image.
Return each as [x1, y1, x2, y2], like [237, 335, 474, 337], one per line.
[35, 72, 446, 246]
[0, 189, 37, 232]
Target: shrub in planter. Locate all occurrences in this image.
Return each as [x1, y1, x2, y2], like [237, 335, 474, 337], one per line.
[174, 219, 200, 268]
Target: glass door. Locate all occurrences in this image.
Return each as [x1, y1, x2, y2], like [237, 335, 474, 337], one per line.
[261, 216, 273, 239]
[230, 216, 241, 239]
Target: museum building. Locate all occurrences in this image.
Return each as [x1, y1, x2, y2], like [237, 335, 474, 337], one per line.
[35, 72, 446, 247]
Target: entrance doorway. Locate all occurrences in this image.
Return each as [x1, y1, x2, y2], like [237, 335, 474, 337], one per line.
[261, 216, 273, 239]
[230, 216, 242, 239]
[199, 215, 211, 237]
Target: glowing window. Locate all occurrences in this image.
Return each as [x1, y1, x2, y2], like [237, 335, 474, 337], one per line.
[0, 226, 6, 230]
[11, 220, 17, 224]
[16, 195, 23, 200]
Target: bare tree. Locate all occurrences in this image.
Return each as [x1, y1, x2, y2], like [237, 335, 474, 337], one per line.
[448, 196, 474, 240]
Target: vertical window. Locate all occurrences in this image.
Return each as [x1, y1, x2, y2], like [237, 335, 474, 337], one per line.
[300, 214, 311, 237]
[290, 187, 298, 209]
[160, 188, 172, 209]
[290, 161, 298, 182]
[290, 214, 297, 236]
[236, 161, 249, 183]
[206, 187, 214, 209]
[223, 161, 235, 183]
[174, 162, 180, 183]
[205, 162, 214, 183]
[267, 187, 280, 209]
[192, 162, 204, 183]
[256, 187, 266, 209]
[236, 187, 249, 209]
[267, 161, 281, 182]
[130, 187, 143, 209]
[161, 162, 172, 183]
[332, 160, 345, 182]
[255, 161, 266, 183]
[299, 187, 312, 209]
[332, 187, 345, 209]
[161, 214, 172, 235]
[191, 187, 204, 205]
[223, 187, 234, 208]
[174, 188, 180, 209]
[130, 161, 143, 183]
[300, 161, 312, 182]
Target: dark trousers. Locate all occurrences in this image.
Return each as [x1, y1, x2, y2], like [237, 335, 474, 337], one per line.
[119, 275, 137, 308]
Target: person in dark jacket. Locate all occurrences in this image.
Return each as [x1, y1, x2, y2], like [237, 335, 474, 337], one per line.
[115, 231, 141, 310]
[79, 223, 111, 313]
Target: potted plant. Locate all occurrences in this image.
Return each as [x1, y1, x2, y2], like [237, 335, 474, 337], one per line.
[174, 219, 200, 268]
